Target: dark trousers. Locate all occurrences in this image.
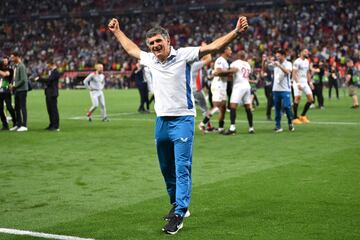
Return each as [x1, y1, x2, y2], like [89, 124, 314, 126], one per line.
[313, 83, 324, 107]
[137, 84, 149, 111]
[328, 79, 339, 99]
[46, 95, 59, 128]
[14, 91, 27, 127]
[264, 85, 273, 118]
[0, 92, 16, 128]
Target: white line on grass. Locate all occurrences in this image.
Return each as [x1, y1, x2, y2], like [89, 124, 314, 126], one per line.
[0, 228, 95, 240]
[67, 114, 360, 126]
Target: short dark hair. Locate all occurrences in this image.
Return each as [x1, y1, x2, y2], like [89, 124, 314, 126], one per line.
[145, 26, 170, 45]
[11, 51, 21, 57]
[238, 50, 246, 60]
[275, 48, 286, 56]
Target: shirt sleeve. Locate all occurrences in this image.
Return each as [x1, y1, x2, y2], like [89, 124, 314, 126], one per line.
[140, 51, 153, 67]
[179, 47, 200, 64]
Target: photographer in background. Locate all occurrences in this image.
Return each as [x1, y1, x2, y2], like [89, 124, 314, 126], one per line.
[0, 56, 16, 130]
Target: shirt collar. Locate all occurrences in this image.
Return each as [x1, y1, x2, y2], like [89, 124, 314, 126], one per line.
[154, 47, 177, 64]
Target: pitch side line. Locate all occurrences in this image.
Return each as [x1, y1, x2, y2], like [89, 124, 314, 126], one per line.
[67, 115, 360, 126]
[0, 228, 95, 240]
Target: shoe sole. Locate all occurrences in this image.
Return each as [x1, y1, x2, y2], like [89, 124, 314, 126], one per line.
[163, 223, 183, 235]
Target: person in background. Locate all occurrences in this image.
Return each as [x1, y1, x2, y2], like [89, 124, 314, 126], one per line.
[328, 61, 340, 100]
[10, 51, 29, 132]
[345, 59, 359, 109]
[35, 62, 60, 131]
[0, 56, 16, 130]
[133, 61, 150, 113]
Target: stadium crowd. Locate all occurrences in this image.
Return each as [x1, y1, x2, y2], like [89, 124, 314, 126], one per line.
[0, 0, 359, 82]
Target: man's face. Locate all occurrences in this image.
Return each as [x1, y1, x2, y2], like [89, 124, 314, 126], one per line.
[2, 58, 9, 66]
[10, 55, 19, 63]
[224, 47, 232, 58]
[302, 49, 309, 58]
[147, 34, 170, 61]
[275, 53, 284, 62]
[97, 65, 104, 73]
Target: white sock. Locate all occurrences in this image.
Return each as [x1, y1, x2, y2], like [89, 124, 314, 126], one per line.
[230, 124, 236, 131]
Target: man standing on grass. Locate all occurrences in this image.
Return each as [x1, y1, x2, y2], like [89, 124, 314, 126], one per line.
[10, 51, 29, 132]
[271, 49, 294, 133]
[223, 50, 255, 135]
[292, 49, 313, 124]
[108, 15, 248, 234]
[84, 63, 109, 122]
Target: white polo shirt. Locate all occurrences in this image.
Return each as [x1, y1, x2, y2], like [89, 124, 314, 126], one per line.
[272, 60, 292, 92]
[140, 47, 200, 116]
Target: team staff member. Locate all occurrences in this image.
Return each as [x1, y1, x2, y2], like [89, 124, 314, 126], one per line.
[10, 52, 28, 132]
[108, 15, 248, 234]
[261, 53, 274, 120]
[35, 62, 60, 131]
[0, 56, 16, 130]
[272, 49, 294, 132]
[84, 63, 109, 122]
[346, 59, 359, 109]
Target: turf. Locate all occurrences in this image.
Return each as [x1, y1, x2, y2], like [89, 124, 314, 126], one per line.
[0, 89, 359, 240]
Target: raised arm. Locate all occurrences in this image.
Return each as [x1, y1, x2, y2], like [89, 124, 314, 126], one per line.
[108, 18, 141, 59]
[199, 16, 248, 58]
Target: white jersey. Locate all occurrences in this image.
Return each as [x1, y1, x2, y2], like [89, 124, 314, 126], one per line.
[230, 59, 251, 88]
[83, 72, 105, 91]
[272, 60, 292, 92]
[140, 47, 200, 117]
[143, 66, 153, 93]
[212, 56, 229, 89]
[293, 58, 310, 83]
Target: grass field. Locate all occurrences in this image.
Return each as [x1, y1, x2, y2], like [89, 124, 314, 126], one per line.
[0, 88, 359, 240]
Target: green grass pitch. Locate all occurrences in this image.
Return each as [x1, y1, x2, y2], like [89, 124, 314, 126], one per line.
[0, 89, 359, 240]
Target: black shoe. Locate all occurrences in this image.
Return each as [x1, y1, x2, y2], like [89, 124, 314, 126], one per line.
[163, 205, 176, 221]
[162, 215, 184, 235]
[266, 116, 272, 121]
[44, 126, 52, 130]
[289, 124, 295, 132]
[164, 205, 190, 221]
[223, 129, 236, 135]
[351, 105, 359, 109]
[48, 127, 60, 132]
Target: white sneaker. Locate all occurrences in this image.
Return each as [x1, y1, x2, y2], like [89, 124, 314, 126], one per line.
[10, 126, 18, 131]
[274, 127, 283, 133]
[17, 126, 28, 132]
[248, 127, 255, 134]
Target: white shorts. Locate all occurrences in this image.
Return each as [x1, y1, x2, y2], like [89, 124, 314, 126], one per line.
[211, 82, 227, 102]
[230, 85, 251, 105]
[293, 82, 312, 97]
